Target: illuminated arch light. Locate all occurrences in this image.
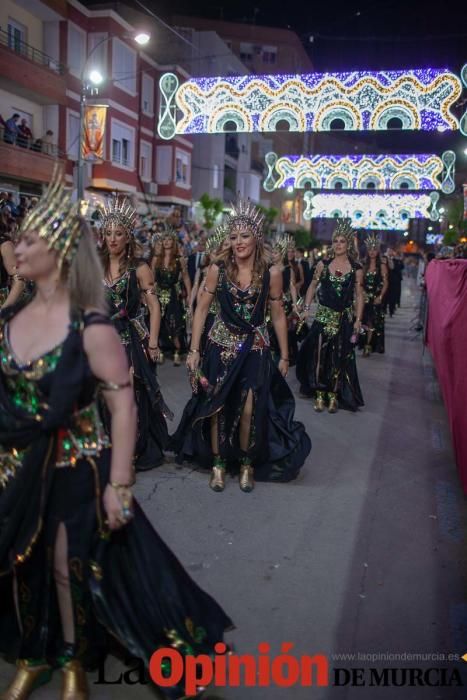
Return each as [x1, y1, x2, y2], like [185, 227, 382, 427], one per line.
[158, 68, 463, 138]
[259, 105, 306, 131]
[263, 153, 446, 192]
[327, 175, 352, 189]
[208, 106, 253, 133]
[370, 101, 420, 130]
[304, 192, 432, 230]
[315, 103, 363, 131]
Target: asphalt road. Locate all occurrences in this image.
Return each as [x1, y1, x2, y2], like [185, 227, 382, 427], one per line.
[1, 280, 466, 700]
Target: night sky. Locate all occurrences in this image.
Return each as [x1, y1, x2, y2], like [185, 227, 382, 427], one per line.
[164, 0, 467, 70]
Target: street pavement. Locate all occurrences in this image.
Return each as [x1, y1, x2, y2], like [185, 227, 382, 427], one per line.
[1, 280, 466, 699]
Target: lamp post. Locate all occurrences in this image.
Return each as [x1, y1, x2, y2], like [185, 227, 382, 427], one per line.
[77, 32, 150, 200]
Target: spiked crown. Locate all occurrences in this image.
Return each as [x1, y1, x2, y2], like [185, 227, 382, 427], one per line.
[332, 218, 355, 247]
[365, 233, 381, 251]
[227, 197, 265, 240]
[271, 233, 294, 259]
[20, 165, 82, 269]
[99, 195, 137, 237]
[206, 225, 228, 254]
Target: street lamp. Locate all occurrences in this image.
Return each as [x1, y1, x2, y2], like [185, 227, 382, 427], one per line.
[77, 31, 151, 199]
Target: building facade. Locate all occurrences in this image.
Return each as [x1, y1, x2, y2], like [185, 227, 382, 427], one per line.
[0, 0, 193, 215]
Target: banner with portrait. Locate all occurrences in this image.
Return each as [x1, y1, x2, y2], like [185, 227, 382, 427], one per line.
[82, 105, 107, 162]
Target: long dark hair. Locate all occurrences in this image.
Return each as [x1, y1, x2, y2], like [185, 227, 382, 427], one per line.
[362, 251, 382, 276]
[100, 230, 138, 277]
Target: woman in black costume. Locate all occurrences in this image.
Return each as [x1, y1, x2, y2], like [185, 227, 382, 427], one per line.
[296, 219, 364, 413]
[0, 173, 232, 700]
[152, 229, 191, 366]
[99, 197, 171, 471]
[359, 233, 388, 356]
[173, 199, 311, 492]
[0, 221, 24, 309]
[269, 235, 300, 367]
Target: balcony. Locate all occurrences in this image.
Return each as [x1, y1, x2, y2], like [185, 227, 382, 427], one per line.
[0, 28, 67, 105]
[0, 126, 65, 185]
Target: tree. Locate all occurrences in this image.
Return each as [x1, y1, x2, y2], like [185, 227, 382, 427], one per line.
[199, 193, 224, 231]
[257, 205, 279, 234]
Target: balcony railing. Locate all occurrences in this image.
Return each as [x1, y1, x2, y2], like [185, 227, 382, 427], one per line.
[0, 27, 65, 74]
[0, 124, 63, 158]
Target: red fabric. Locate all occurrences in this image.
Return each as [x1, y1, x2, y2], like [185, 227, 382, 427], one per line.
[426, 259, 467, 493]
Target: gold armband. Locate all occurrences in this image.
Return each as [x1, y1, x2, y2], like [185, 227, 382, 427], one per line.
[100, 380, 131, 391]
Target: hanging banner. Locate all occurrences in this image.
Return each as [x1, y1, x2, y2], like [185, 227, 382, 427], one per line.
[464, 184, 467, 220]
[82, 105, 107, 162]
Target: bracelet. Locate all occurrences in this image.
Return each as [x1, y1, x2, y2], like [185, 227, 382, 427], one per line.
[281, 357, 290, 363]
[355, 318, 362, 323]
[188, 348, 200, 354]
[148, 345, 159, 350]
[304, 304, 311, 311]
[110, 477, 135, 489]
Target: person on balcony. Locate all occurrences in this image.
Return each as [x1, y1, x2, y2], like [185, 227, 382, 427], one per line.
[17, 119, 33, 148]
[41, 129, 55, 155]
[3, 113, 19, 145]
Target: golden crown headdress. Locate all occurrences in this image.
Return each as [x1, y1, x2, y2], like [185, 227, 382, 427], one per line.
[161, 225, 179, 242]
[98, 195, 137, 237]
[271, 233, 294, 259]
[206, 225, 228, 254]
[332, 218, 355, 247]
[227, 197, 265, 241]
[365, 233, 381, 251]
[20, 165, 82, 269]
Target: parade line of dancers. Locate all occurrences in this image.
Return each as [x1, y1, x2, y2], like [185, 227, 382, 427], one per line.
[0, 171, 398, 699]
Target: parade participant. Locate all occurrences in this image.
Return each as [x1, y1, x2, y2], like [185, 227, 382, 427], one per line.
[359, 233, 388, 356]
[189, 227, 229, 352]
[99, 197, 171, 471]
[287, 243, 304, 294]
[296, 219, 364, 413]
[152, 228, 191, 366]
[0, 172, 232, 700]
[172, 199, 311, 493]
[269, 235, 301, 366]
[0, 222, 24, 308]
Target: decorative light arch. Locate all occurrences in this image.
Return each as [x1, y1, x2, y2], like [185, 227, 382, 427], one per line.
[302, 191, 439, 230]
[158, 68, 464, 139]
[263, 152, 453, 193]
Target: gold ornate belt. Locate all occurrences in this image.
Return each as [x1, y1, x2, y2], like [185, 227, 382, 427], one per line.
[208, 318, 269, 364]
[315, 304, 353, 337]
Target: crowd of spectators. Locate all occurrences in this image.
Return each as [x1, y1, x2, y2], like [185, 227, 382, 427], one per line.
[0, 111, 56, 154]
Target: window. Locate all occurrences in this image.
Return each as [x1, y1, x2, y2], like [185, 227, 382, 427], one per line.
[175, 149, 190, 187]
[66, 110, 80, 160]
[111, 120, 134, 168]
[139, 140, 152, 181]
[7, 19, 27, 55]
[262, 46, 277, 64]
[240, 42, 253, 62]
[88, 33, 108, 75]
[156, 146, 172, 184]
[112, 38, 136, 95]
[141, 73, 154, 115]
[68, 22, 86, 78]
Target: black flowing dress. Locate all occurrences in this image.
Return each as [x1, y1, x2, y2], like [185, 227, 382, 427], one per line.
[155, 262, 187, 353]
[0, 304, 232, 696]
[172, 265, 311, 481]
[104, 265, 172, 470]
[296, 259, 364, 411]
[359, 263, 386, 354]
[268, 266, 299, 367]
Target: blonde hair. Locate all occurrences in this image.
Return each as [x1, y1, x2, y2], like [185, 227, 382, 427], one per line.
[67, 223, 107, 313]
